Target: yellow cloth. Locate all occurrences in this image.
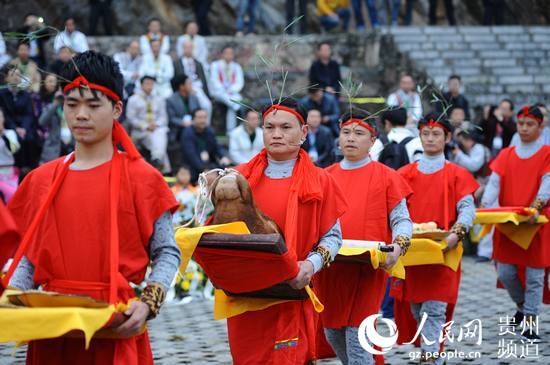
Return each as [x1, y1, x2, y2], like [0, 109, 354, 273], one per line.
[0, 289, 124, 348]
[400, 239, 463, 272]
[337, 247, 406, 279]
[317, 0, 350, 16]
[175, 223, 324, 320]
[474, 210, 548, 250]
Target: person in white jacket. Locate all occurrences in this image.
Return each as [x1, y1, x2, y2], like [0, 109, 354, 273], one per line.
[53, 17, 89, 54]
[209, 45, 244, 132]
[139, 18, 170, 56]
[229, 109, 264, 164]
[176, 21, 208, 67]
[139, 39, 174, 99]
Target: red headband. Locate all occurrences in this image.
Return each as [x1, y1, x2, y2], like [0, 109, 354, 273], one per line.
[517, 106, 543, 124]
[262, 104, 305, 125]
[63, 75, 121, 103]
[341, 118, 377, 137]
[63, 75, 140, 159]
[419, 118, 448, 132]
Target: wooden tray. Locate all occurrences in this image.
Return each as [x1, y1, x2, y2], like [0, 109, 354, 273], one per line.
[199, 233, 287, 254]
[8, 291, 110, 309]
[412, 231, 450, 240]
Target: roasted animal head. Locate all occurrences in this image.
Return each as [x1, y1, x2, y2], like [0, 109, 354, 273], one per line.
[202, 169, 279, 234]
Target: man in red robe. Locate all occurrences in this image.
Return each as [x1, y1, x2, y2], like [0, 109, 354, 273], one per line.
[316, 108, 413, 365]
[4, 51, 180, 364]
[481, 105, 550, 342]
[0, 200, 19, 281]
[393, 113, 479, 364]
[226, 98, 347, 364]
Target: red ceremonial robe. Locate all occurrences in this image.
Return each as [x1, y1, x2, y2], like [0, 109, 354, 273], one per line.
[7, 154, 178, 365]
[225, 149, 347, 365]
[315, 161, 412, 362]
[0, 200, 19, 275]
[491, 145, 550, 268]
[392, 161, 479, 345]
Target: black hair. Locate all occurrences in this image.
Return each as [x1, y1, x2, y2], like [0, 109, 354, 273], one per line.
[59, 51, 124, 105]
[500, 98, 514, 111]
[307, 108, 322, 115]
[308, 85, 323, 95]
[381, 106, 407, 127]
[245, 108, 259, 117]
[0, 64, 18, 84]
[192, 108, 208, 119]
[140, 75, 156, 84]
[171, 73, 188, 91]
[260, 97, 307, 124]
[23, 13, 37, 20]
[418, 112, 454, 135]
[317, 42, 331, 50]
[221, 43, 235, 53]
[448, 74, 461, 82]
[16, 41, 30, 50]
[64, 16, 75, 24]
[517, 105, 544, 121]
[148, 17, 161, 25]
[339, 107, 377, 134]
[534, 102, 547, 110]
[184, 20, 197, 30]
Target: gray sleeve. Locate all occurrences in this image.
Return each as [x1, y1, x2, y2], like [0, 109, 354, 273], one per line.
[307, 220, 342, 274]
[456, 194, 476, 229]
[453, 144, 486, 173]
[9, 256, 36, 290]
[481, 172, 500, 208]
[147, 211, 182, 290]
[535, 172, 550, 204]
[389, 199, 413, 241]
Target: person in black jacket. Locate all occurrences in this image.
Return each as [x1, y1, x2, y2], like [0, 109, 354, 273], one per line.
[89, 0, 113, 35]
[180, 108, 231, 182]
[17, 13, 53, 69]
[435, 75, 471, 121]
[308, 42, 341, 95]
[480, 99, 517, 154]
[302, 108, 334, 167]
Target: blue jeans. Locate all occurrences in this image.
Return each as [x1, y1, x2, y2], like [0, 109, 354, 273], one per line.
[236, 0, 259, 33]
[352, 0, 402, 28]
[319, 7, 351, 31]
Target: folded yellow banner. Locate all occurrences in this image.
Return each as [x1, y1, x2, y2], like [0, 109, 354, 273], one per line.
[475, 211, 548, 250]
[400, 239, 462, 272]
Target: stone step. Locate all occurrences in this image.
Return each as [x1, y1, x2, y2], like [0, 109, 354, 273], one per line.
[458, 27, 493, 35]
[483, 59, 517, 67]
[470, 42, 501, 50]
[478, 50, 513, 58]
[503, 42, 539, 50]
[489, 67, 526, 75]
[463, 34, 496, 43]
[491, 26, 526, 34]
[451, 59, 482, 67]
[496, 34, 532, 43]
[498, 75, 534, 84]
[427, 34, 464, 43]
[505, 84, 540, 93]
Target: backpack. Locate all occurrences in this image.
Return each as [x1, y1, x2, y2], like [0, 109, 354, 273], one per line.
[378, 136, 414, 170]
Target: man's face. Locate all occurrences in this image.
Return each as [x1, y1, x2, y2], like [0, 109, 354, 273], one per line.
[177, 168, 191, 185]
[450, 108, 466, 127]
[419, 126, 449, 155]
[151, 41, 161, 57]
[179, 79, 193, 94]
[64, 88, 122, 146]
[149, 20, 161, 34]
[25, 15, 38, 28]
[183, 41, 194, 58]
[311, 89, 323, 103]
[339, 123, 375, 161]
[222, 48, 234, 63]
[400, 76, 414, 93]
[65, 19, 75, 33]
[186, 22, 198, 35]
[59, 47, 72, 62]
[318, 44, 331, 60]
[448, 78, 460, 94]
[17, 44, 30, 61]
[44, 74, 58, 93]
[245, 111, 260, 129]
[193, 110, 209, 131]
[263, 110, 307, 160]
[128, 41, 140, 57]
[5, 68, 22, 86]
[517, 117, 542, 143]
[141, 78, 155, 95]
[307, 110, 322, 129]
[499, 101, 513, 119]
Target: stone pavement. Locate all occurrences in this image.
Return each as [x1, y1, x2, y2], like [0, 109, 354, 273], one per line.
[1, 256, 548, 364]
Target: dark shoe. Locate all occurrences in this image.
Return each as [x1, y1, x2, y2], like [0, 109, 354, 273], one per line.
[513, 310, 524, 328]
[521, 329, 542, 343]
[521, 315, 542, 343]
[475, 255, 491, 263]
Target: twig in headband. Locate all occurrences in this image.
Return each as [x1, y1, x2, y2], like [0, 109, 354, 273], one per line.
[277, 70, 289, 105]
[283, 15, 304, 33]
[229, 98, 259, 114]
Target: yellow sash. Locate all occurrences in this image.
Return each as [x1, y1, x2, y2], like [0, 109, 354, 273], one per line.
[400, 239, 463, 272]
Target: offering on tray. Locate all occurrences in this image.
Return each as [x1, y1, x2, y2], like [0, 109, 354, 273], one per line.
[412, 222, 449, 240]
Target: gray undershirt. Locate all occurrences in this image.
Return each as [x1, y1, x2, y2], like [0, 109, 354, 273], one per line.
[417, 153, 476, 229]
[264, 157, 342, 274]
[482, 140, 550, 208]
[340, 155, 413, 240]
[10, 211, 181, 291]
